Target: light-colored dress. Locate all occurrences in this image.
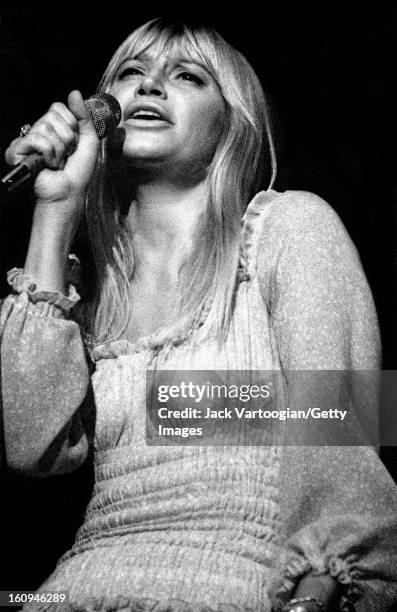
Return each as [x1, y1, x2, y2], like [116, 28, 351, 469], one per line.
[1, 190, 396, 611]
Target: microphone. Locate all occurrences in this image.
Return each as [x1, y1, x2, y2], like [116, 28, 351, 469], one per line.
[1, 93, 121, 194]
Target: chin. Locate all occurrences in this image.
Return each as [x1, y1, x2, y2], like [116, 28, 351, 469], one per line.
[123, 141, 171, 161]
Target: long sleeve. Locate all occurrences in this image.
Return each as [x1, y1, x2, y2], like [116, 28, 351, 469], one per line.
[0, 291, 91, 477]
[256, 190, 380, 371]
[253, 190, 397, 611]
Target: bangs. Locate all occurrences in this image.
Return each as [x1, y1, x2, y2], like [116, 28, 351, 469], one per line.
[100, 19, 222, 90]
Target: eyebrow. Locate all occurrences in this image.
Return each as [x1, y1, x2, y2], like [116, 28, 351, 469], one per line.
[117, 54, 210, 74]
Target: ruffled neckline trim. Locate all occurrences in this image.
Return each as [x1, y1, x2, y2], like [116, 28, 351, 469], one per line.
[88, 189, 279, 361]
[87, 299, 212, 361]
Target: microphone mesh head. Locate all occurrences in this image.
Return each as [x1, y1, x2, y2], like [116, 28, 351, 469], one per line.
[85, 93, 121, 139]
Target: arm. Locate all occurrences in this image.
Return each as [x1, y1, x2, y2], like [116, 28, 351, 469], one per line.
[257, 191, 380, 372]
[1, 291, 91, 476]
[255, 191, 397, 611]
[1, 90, 100, 477]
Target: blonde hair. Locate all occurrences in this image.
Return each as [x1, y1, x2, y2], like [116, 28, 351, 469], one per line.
[85, 17, 277, 345]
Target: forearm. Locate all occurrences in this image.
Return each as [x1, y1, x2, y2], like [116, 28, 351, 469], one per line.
[0, 91, 98, 475]
[6, 89, 99, 296]
[23, 198, 84, 293]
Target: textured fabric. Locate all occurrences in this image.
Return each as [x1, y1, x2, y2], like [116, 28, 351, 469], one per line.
[7, 259, 81, 312]
[1, 190, 396, 612]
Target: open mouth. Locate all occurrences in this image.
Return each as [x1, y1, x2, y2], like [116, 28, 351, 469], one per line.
[131, 110, 166, 121]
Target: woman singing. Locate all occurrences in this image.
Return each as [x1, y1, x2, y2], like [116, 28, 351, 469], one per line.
[1, 17, 397, 612]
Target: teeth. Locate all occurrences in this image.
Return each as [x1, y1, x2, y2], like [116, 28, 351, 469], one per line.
[132, 110, 162, 119]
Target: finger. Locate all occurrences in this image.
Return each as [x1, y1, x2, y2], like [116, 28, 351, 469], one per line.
[5, 133, 59, 169]
[32, 122, 71, 165]
[35, 109, 79, 155]
[67, 90, 98, 139]
[47, 102, 79, 131]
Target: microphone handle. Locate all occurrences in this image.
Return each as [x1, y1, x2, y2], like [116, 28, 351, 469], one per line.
[1, 153, 44, 194]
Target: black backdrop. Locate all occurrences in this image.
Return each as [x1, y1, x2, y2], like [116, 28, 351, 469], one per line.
[1, 3, 397, 598]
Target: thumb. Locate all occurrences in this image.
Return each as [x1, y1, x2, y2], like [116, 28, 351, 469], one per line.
[67, 90, 98, 139]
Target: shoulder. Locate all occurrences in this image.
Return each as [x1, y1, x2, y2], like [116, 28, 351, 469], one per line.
[242, 190, 357, 286]
[246, 190, 370, 307]
[251, 189, 350, 242]
[244, 189, 360, 270]
[246, 192, 379, 369]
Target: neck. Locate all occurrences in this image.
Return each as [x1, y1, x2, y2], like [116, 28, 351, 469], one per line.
[124, 178, 208, 279]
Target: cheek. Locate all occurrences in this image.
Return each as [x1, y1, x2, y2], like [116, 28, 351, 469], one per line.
[189, 102, 225, 150]
[209, 109, 225, 145]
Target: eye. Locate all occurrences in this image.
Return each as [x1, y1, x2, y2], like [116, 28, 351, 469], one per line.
[177, 71, 204, 86]
[117, 66, 143, 80]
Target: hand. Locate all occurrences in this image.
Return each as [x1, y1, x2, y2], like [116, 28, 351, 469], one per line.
[4, 90, 100, 217]
[290, 573, 341, 611]
[5, 91, 102, 291]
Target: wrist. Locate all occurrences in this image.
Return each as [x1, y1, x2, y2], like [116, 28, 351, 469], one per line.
[34, 195, 84, 229]
[293, 572, 338, 610]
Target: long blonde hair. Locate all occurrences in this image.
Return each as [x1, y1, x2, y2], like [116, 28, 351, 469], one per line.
[85, 17, 277, 345]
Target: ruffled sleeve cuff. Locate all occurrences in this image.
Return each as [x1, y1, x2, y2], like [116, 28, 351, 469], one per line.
[327, 556, 361, 612]
[7, 267, 80, 313]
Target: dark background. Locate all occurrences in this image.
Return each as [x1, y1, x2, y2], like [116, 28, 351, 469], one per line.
[1, 3, 397, 599]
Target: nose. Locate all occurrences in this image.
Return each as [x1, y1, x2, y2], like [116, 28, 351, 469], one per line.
[135, 73, 166, 99]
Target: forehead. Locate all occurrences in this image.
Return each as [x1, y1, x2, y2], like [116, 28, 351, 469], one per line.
[120, 34, 211, 70]
[120, 51, 206, 72]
